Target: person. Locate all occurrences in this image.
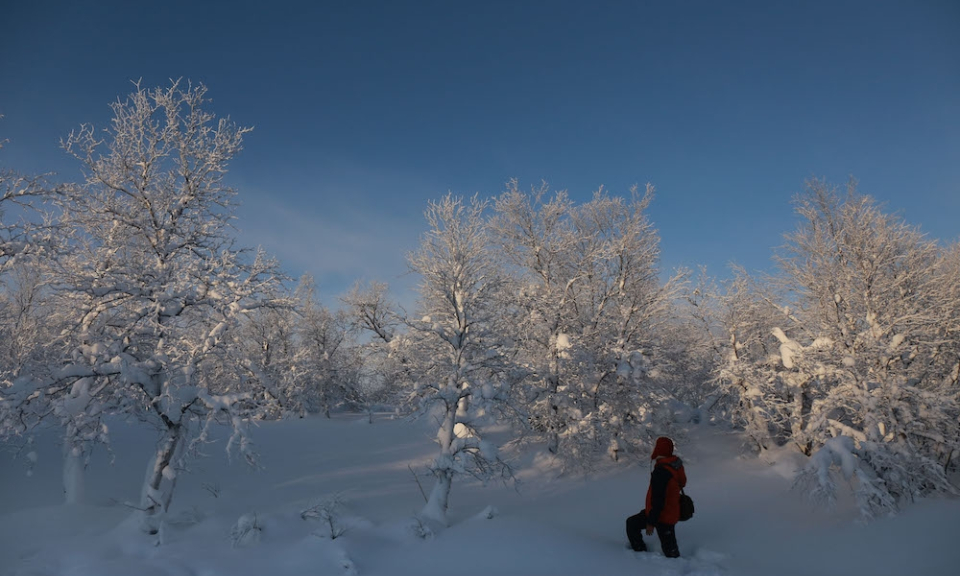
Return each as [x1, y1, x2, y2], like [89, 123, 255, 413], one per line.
[625, 436, 687, 558]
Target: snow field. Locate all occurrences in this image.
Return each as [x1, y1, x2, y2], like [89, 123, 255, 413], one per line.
[1, 415, 958, 576]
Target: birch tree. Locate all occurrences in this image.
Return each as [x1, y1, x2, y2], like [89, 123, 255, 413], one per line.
[713, 267, 793, 452]
[492, 181, 682, 468]
[6, 81, 288, 534]
[293, 277, 362, 417]
[341, 281, 407, 416]
[0, 130, 73, 489]
[232, 285, 298, 418]
[490, 182, 577, 457]
[781, 181, 959, 516]
[566, 187, 683, 462]
[0, 130, 59, 379]
[718, 180, 959, 517]
[403, 194, 515, 524]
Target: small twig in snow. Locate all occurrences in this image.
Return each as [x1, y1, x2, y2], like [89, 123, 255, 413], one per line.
[409, 464, 427, 503]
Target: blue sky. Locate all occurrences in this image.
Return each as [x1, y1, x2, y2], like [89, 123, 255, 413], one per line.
[1, 0, 957, 303]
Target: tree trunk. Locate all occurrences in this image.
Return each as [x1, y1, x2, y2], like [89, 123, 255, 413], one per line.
[62, 433, 86, 505]
[546, 370, 561, 454]
[421, 404, 457, 524]
[422, 469, 453, 524]
[139, 423, 185, 535]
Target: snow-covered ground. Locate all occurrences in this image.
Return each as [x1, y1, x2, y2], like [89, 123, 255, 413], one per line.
[1, 415, 958, 576]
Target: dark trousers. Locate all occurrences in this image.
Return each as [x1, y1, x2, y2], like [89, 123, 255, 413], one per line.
[625, 510, 680, 558]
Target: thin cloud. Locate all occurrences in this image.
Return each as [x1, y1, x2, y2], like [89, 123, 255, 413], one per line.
[235, 191, 422, 300]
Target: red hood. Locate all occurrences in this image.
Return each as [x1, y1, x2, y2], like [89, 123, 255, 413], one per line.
[651, 436, 674, 459]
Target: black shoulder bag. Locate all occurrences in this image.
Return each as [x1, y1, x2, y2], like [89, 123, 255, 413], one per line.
[679, 489, 695, 521]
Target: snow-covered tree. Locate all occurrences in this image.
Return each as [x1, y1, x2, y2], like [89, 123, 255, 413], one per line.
[0, 256, 60, 385]
[0, 130, 59, 378]
[722, 180, 959, 517]
[654, 279, 723, 424]
[490, 182, 577, 456]
[232, 284, 298, 418]
[6, 81, 288, 534]
[341, 280, 406, 414]
[402, 194, 515, 524]
[232, 275, 363, 419]
[491, 181, 682, 468]
[343, 281, 399, 346]
[711, 267, 793, 452]
[292, 277, 362, 417]
[565, 186, 684, 461]
[784, 182, 959, 516]
[930, 240, 960, 410]
[0, 128, 56, 275]
[0, 129, 74, 488]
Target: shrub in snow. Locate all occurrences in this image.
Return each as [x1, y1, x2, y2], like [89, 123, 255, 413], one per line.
[230, 513, 262, 548]
[409, 515, 436, 540]
[336, 551, 358, 576]
[200, 482, 221, 499]
[301, 494, 347, 539]
[796, 435, 957, 520]
[475, 505, 498, 520]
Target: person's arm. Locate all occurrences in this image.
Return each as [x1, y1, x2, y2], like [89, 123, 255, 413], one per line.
[646, 467, 670, 525]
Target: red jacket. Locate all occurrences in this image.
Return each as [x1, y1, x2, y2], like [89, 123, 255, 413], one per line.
[644, 455, 687, 525]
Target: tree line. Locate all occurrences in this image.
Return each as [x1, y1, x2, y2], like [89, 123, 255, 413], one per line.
[1, 82, 957, 534]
